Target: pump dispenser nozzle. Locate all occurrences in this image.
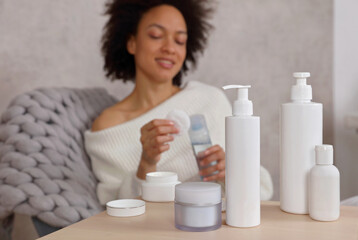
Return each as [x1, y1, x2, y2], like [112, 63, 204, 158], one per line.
[222, 85, 253, 116]
[291, 72, 312, 101]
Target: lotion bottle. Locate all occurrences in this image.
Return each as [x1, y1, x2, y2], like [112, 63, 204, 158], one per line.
[280, 72, 323, 214]
[309, 145, 340, 221]
[223, 85, 260, 228]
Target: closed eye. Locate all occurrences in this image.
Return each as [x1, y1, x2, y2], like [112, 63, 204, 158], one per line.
[149, 34, 162, 39]
[175, 40, 186, 46]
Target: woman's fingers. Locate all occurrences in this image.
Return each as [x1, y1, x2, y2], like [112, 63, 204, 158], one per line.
[142, 135, 174, 148]
[199, 145, 225, 167]
[203, 145, 222, 155]
[140, 119, 178, 165]
[141, 120, 179, 143]
[203, 170, 225, 182]
[141, 144, 170, 165]
[152, 135, 174, 145]
[197, 144, 226, 181]
[141, 119, 175, 133]
[143, 140, 171, 158]
[147, 125, 179, 138]
[157, 144, 170, 153]
[138, 120, 177, 178]
[146, 143, 170, 156]
[199, 152, 223, 167]
[199, 158, 225, 177]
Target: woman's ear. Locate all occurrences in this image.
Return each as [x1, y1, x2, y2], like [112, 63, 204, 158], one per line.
[127, 35, 136, 55]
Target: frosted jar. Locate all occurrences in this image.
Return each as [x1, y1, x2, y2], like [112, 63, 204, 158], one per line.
[142, 172, 180, 202]
[175, 182, 222, 232]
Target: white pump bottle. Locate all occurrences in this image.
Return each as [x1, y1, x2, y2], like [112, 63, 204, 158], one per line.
[223, 85, 260, 228]
[280, 72, 323, 214]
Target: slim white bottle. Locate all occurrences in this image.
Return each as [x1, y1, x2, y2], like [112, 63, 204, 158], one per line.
[309, 145, 340, 221]
[223, 85, 260, 227]
[280, 72, 323, 214]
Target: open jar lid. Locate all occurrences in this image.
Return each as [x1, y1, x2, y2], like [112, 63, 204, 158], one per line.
[175, 182, 221, 206]
[106, 199, 145, 217]
[146, 172, 178, 183]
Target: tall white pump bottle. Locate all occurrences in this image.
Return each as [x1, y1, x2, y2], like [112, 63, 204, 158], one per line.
[223, 85, 260, 228]
[280, 72, 323, 214]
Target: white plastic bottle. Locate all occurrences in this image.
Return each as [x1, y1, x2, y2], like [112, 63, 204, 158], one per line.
[280, 72, 323, 214]
[223, 85, 260, 228]
[309, 145, 340, 221]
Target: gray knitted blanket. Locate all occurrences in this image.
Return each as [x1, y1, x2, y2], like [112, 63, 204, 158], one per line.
[0, 87, 117, 227]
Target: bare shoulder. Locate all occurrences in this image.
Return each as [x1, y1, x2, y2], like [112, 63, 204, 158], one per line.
[91, 105, 125, 132]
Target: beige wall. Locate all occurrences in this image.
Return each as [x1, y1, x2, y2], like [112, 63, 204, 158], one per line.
[0, 0, 333, 204]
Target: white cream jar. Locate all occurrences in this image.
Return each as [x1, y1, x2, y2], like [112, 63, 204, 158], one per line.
[142, 172, 181, 202]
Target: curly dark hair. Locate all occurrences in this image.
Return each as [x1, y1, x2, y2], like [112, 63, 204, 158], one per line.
[101, 0, 214, 86]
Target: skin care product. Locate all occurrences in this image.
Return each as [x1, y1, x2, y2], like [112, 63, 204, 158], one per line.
[141, 172, 180, 202]
[188, 114, 218, 180]
[309, 145, 340, 221]
[223, 85, 260, 228]
[280, 72, 323, 214]
[174, 182, 222, 232]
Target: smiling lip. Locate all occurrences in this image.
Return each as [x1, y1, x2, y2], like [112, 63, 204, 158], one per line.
[156, 58, 175, 69]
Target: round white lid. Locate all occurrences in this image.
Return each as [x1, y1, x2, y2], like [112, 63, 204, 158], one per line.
[106, 199, 145, 217]
[146, 171, 178, 183]
[175, 182, 221, 205]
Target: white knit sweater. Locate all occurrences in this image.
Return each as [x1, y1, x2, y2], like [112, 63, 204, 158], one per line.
[85, 81, 273, 205]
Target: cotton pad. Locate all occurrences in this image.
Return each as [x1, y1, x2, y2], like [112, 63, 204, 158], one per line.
[166, 110, 190, 136]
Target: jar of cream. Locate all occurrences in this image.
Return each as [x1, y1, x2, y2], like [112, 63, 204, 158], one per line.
[175, 182, 222, 232]
[142, 172, 181, 202]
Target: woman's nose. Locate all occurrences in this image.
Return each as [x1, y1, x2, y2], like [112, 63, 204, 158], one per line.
[161, 38, 175, 54]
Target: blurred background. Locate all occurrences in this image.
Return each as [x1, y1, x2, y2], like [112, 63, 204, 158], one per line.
[0, 0, 357, 239]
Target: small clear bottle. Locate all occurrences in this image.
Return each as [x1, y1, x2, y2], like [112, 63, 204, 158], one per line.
[188, 114, 218, 180]
[309, 145, 340, 221]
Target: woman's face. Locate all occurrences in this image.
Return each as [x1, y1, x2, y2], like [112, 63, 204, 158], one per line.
[127, 4, 187, 84]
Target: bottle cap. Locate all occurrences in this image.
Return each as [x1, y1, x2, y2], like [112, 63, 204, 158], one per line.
[222, 85, 253, 116]
[315, 145, 334, 165]
[291, 72, 312, 101]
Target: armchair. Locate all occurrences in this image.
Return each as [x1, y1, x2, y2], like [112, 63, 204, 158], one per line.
[0, 87, 117, 237]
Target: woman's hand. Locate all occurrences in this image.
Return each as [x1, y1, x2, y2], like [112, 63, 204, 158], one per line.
[197, 145, 225, 181]
[136, 119, 179, 179]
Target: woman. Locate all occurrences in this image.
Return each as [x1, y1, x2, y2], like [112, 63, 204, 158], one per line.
[85, 0, 273, 205]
